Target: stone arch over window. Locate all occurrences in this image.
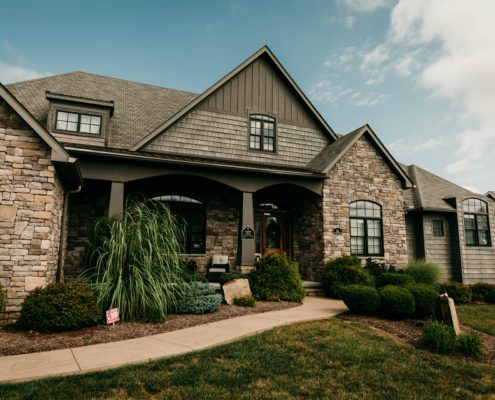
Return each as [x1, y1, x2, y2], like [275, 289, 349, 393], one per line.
[462, 198, 491, 247]
[152, 194, 206, 254]
[249, 114, 276, 152]
[349, 200, 383, 256]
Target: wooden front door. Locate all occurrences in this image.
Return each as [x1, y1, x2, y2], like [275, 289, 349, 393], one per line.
[258, 212, 291, 256]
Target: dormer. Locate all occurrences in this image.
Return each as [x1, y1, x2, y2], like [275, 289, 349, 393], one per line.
[46, 91, 114, 147]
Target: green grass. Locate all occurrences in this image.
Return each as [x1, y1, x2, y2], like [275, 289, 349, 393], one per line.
[458, 304, 495, 336]
[1, 320, 495, 399]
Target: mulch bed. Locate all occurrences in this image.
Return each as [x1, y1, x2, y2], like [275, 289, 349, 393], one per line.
[338, 312, 495, 365]
[0, 301, 301, 357]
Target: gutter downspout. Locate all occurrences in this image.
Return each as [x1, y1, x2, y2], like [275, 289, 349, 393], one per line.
[56, 185, 82, 283]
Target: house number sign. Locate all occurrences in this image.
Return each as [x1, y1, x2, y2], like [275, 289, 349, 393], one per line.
[242, 226, 255, 240]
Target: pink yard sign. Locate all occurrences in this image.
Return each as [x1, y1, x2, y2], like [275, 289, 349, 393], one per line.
[106, 308, 120, 324]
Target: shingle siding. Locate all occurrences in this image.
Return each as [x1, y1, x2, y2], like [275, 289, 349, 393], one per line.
[423, 213, 454, 281]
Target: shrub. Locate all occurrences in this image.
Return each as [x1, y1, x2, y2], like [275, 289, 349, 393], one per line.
[376, 272, 414, 288]
[0, 285, 5, 311]
[82, 199, 187, 322]
[364, 258, 398, 278]
[378, 285, 415, 318]
[438, 282, 472, 304]
[249, 253, 305, 302]
[182, 273, 209, 283]
[17, 283, 101, 332]
[217, 273, 245, 285]
[321, 255, 373, 298]
[457, 332, 483, 359]
[176, 282, 223, 314]
[404, 260, 440, 285]
[420, 322, 456, 353]
[405, 283, 438, 317]
[339, 284, 380, 314]
[233, 295, 257, 307]
[471, 282, 495, 303]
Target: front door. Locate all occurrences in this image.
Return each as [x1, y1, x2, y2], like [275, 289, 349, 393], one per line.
[257, 212, 291, 256]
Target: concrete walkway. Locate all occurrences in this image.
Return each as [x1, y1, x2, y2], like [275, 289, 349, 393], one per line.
[0, 297, 346, 383]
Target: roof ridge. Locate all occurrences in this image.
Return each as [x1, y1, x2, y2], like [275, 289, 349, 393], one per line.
[409, 165, 424, 208]
[413, 163, 480, 196]
[4, 70, 81, 86]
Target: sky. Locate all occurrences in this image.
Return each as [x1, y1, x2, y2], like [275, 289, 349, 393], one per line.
[0, 0, 494, 193]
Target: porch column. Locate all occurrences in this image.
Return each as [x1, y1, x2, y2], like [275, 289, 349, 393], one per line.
[108, 181, 124, 217]
[241, 191, 255, 265]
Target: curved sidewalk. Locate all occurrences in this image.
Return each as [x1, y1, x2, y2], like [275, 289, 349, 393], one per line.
[0, 297, 346, 383]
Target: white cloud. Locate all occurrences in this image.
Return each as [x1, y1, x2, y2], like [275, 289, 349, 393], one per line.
[337, 0, 391, 13]
[325, 15, 357, 30]
[324, 46, 359, 70]
[309, 79, 389, 107]
[360, 44, 390, 85]
[0, 60, 44, 83]
[345, 16, 356, 29]
[388, 136, 447, 156]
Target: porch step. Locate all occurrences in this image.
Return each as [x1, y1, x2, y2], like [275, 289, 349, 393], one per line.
[303, 281, 325, 297]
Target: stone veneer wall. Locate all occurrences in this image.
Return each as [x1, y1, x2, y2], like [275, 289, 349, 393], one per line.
[0, 97, 64, 322]
[63, 180, 111, 279]
[322, 136, 408, 269]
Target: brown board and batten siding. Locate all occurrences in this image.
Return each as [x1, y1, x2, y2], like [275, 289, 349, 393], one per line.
[422, 214, 454, 280]
[144, 57, 331, 167]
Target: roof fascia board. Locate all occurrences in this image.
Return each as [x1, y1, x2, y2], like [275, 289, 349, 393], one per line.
[321, 126, 367, 174]
[131, 46, 338, 151]
[46, 91, 115, 112]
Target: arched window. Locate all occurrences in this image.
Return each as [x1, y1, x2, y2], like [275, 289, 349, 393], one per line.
[152, 195, 206, 254]
[463, 198, 490, 246]
[249, 114, 276, 152]
[349, 201, 383, 256]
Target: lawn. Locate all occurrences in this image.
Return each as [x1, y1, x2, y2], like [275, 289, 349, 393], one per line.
[457, 304, 495, 336]
[1, 319, 495, 399]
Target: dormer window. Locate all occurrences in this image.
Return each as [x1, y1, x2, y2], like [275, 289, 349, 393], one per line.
[249, 114, 276, 152]
[56, 111, 102, 135]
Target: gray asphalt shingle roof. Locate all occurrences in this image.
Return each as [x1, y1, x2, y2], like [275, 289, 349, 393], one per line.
[5, 71, 198, 150]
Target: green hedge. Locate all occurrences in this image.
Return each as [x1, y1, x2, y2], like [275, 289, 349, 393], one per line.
[321, 255, 373, 298]
[17, 283, 101, 332]
[233, 295, 256, 307]
[217, 273, 245, 285]
[339, 284, 380, 314]
[376, 272, 414, 288]
[404, 261, 440, 285]
[438, 282, 472, 304]
[405, 283, 438, 317]
[249, 254, 305, 302]
[471, 282, 495, 303]
[176, 282, 222, 314]
[378, 285, 415, 318]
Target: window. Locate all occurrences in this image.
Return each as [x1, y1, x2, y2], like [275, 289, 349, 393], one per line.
[152, 195, 206, 253]
[432, 220, 444, 236]
[463, 198, 490, 246]
[56, 111, 101, 135]
[249, 114, 275, 152]
[349, 201, 383, 256]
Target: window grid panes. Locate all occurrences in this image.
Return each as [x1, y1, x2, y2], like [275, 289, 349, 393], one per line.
[432, 220, 444, 237]
[55, 111, 101, 135]
[249, 115, 276, 152]
[463, 198, 490, 247]
[349, 201, 383, 256]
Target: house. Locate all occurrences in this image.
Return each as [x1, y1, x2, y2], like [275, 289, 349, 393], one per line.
[1, 46, 494, 321]
[486, 191, 495, 201]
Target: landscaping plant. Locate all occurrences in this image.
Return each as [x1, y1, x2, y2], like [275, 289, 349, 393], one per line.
[405, 283, 438, 317]
[404, 260, 440, 285]
[17, 283, 101, 332]
[339, 284, 380, 314]
[471, 282, 495, 303]
[364, 258, 398, 278]
[378, 285, 415, 318]
[233, 295, 257, 307]
[175, 282, 222, 314]
[83, 199, 187, 322]
[321, 255, 373, 298]
[217, 272, 245, 285]
[456, 332, 483, 359]
[420, 321, 456, 353]
[438, 281, 472, 304]
[376, 272, 414, 288]
[249, 253, 305, 302]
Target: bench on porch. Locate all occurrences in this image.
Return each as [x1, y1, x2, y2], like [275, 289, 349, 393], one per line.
[206, 255, 230, 282]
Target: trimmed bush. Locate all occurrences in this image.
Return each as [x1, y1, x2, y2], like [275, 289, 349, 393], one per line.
[471, 282, 495, 303]
[405, 283, 438, 317]
[249, 254, 305, 302]
[364, 259, 398, 278]
[217, 273, 245, 285]
[322, 255, 373, 298]
[176, 282, 222, 314]
[457, 332, 483, 359]
[420, 322, 456, 353]
[17, 283, 101, 332]
[339, 284, 380, 314]
[0, 285, 5, 311]
[404, 260, 440, 285]
[233, 295, 256, 307]
[376, 272, 414, 288]
[438, 282, 472, 304]
[378, 285, 415, 318]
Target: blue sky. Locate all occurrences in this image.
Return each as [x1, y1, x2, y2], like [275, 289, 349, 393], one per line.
[1, 0, 494, 193]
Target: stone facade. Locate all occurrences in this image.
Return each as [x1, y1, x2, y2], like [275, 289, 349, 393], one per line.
[322, 136, 408, 270]
[0, 97, 64, 322]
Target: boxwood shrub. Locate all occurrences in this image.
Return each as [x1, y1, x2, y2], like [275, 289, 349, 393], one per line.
[438, 281, 472, 304]
[378, 285, 415, 318]
[176, 282, 223, 314]
[376, 272, 414, 288]
[404, 260, 440, 285]
[339, 284, 380, 314]
[471, 282, 495, 303]
[249, 254, 305, 302]
[233, 295, 256, 307]
[17, 282, 102, 332]
[405, 283, 438, 317]
[321, 255, 373, 298]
